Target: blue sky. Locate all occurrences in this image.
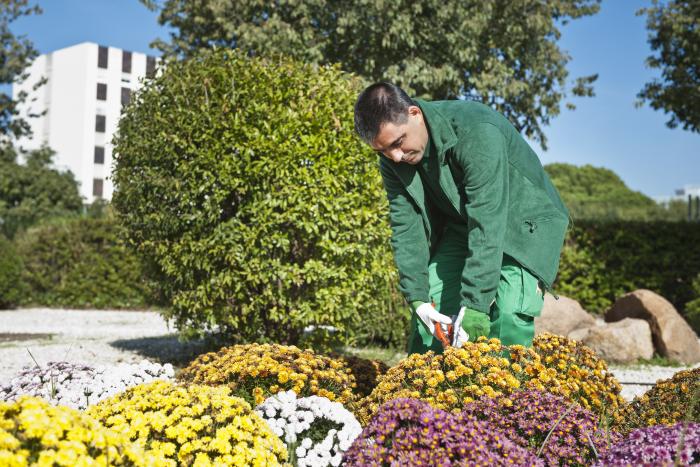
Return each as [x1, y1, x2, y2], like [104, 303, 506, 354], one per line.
[10, 0, 699, 198]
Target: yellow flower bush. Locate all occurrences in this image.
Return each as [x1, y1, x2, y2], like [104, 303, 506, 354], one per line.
[355, 338, 539, 424]
[532, 333, 625, 414]
[329, 353, 389, 398]
[178, 343, 356, 406]
[612, 367, 700, 434]
[87, 380, 288, 466]
[356, 336, 624, 425]
[0, 395, 152, 466]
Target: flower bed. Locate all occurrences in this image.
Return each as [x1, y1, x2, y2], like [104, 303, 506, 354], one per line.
[596, 422, 700, 466]
[344, 398, 542, 465]
[461, 390, 621, 465]
[0, 395, 154, 465]
[87, 380, 288, 466]
[178, 343, 356, 406]
[355, 337, 623, 424]
[613, 367, 700, 434]
[0, 360, 174, 409]
[256, 390, 362, 467]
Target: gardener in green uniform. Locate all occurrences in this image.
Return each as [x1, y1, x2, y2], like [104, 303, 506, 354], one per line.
[354, 82, 570, 354]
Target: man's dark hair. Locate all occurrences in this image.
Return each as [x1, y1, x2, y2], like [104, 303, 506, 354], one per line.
[354, 82, 415, 144]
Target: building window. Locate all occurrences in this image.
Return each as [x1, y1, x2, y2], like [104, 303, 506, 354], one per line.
[146, 56, 157, 78]
[95, 115, 106, 133]
[94, 146, 105, 164]
[98, 45, 108, 68]
[93, 178, 103, 198]
[122, 50, 132, 73]
[96, 83, 107, 100]
[121, 87, 131, 106]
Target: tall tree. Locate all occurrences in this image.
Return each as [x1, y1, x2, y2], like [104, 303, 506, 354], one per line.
[142, 0, 600, 148]
[638, 0, 700, 133]
[0, 0, 43, 141]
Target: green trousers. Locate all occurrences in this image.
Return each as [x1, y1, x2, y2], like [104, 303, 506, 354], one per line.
[407, 223, 544, 355]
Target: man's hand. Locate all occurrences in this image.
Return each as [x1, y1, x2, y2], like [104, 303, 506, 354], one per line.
[454, 307, 490, 346]
[414, 302, 452, 338]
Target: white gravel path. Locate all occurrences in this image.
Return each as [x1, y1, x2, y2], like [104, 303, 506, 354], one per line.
[1, 308, 697, 401]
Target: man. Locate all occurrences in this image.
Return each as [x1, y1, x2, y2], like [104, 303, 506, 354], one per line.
[354, 82, 569, 354]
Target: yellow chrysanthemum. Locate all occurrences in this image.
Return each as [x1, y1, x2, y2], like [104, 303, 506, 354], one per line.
[0, 396, 153, 466]
[87, 380, 288, 466]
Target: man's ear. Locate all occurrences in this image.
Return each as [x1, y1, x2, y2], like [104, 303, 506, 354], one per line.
[408, 105, 422, 118]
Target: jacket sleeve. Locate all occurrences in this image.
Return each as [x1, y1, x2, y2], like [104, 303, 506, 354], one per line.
[453, 123, 509, 313]
[379, 161, 430, 304]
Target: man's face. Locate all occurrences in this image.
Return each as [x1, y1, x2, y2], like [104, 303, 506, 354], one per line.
[370, 105, 428, 165]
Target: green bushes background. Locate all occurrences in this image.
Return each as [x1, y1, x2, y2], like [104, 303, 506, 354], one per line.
[13, 216, 150, 309]
[556, 221, 700, 331]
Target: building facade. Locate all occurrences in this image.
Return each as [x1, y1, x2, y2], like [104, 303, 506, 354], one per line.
[13, 42, 157, 202]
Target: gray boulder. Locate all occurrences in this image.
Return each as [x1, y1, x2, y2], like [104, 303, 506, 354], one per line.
[568, 318, 654, 363]
[535, 294, 596, 337]
[605, 289, 700, 364]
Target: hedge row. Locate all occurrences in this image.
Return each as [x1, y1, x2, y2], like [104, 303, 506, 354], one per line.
[555, 220, 700, 327]
[1, 216, 151, 309]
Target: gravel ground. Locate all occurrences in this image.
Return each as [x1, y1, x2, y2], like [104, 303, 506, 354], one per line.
[1, 308, 697, 401]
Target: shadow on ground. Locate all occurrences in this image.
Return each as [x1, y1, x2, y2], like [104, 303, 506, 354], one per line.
[110, 334, 227, 368]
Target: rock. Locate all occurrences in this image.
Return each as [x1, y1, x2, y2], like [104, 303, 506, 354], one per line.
[570, 318, 654, 363]
[535, 294, 596, 337]
[605, 289, 700, 364]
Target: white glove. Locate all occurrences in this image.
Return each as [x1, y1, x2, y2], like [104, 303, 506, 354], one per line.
[451, 307, 469, 347]
[415, 302, 452, 337]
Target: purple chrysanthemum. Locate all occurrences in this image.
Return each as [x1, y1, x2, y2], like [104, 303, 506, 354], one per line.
[461, 390, 621, 465]
[344, 398, 542, 466]
[596, 422, 700, 466]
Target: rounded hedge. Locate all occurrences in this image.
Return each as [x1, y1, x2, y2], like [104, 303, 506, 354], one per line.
[111, 49, 399, 345]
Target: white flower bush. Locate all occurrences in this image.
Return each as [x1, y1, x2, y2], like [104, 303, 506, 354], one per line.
[0, 359, 174, 409]
[256, 390, 362, 467]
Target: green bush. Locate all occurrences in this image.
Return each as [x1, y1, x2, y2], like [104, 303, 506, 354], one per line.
[684, 273, 700, 332]
[555, 221, 700, 333]
[14, 216, 150, 308]
[111, 49, 400, 346]
[0, 234, 24, 308]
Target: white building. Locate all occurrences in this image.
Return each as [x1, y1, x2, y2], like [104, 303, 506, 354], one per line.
[13, 42, 157, 202]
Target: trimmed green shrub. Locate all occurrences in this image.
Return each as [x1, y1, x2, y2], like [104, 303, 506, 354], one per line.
[555, 221, 700, 333]
[111, 49, 400, 346]
[0, 234, 24, 308]
[14, 216, 150, 308]
[684, 273, 700, 333]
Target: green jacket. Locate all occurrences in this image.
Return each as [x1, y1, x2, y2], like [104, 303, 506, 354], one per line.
[379, 99, 569, 314]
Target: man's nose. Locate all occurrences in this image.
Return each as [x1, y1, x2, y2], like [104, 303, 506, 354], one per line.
[387, 148, 404, 163]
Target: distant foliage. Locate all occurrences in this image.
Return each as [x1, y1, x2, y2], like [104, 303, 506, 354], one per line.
[14, 216, 150, 308]
[0, 234, 23, 308]
[544, 162, 680, 221]
[0, 145, 83, 239]
[111, 49, 399, 345]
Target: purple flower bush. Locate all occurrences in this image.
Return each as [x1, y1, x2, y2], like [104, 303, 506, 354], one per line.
[461, 390, 621, 465]
[343, 398, 542, 466]
[596, 422, 700, 466]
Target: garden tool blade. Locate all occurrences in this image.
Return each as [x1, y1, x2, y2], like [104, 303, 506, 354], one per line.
[451, 308, 466, 346]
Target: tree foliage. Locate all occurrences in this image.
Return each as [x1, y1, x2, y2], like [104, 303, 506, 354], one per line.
[111, 49, 401, 345]
[544, 162, 683, 221]
[638, 0, 700, 133]
[141, 0, 601, 148]
[0, 0, 43, 141]
[0, 145, 83, 239]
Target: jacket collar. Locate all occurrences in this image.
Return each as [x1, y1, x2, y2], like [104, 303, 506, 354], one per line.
[414, 99, 458, 164]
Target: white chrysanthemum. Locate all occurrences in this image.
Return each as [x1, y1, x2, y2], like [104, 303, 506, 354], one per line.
[0, 359, 174, 409]
[255, 390, 362, 467]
